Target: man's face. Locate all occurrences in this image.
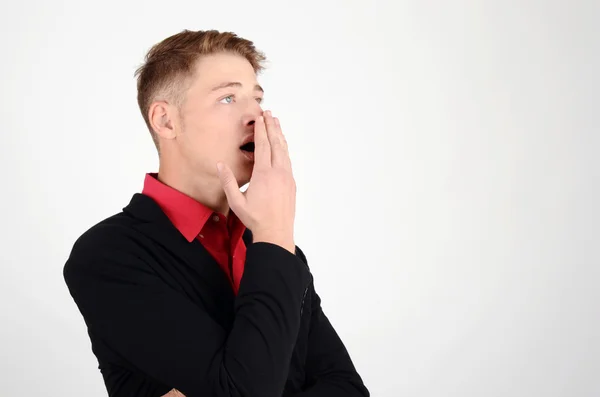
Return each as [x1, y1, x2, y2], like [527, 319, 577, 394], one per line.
[175, 52, 264, 187]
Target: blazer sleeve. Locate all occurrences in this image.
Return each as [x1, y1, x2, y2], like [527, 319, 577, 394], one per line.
[289, 249, 370, 397]
[63, 226, 312, 397]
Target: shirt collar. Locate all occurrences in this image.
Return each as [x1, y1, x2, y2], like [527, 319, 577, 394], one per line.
[141, 173, 217, 242]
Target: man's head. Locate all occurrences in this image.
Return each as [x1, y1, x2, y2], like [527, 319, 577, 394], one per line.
[134, 29, 266, 188]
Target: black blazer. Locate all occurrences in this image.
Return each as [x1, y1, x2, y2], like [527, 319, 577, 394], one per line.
[63, 193, 369, 397]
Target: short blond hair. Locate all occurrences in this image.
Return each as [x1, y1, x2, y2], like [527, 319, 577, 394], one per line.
[134, 29, 267, 152]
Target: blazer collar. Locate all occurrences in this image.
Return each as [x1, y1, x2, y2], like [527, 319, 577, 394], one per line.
[122, 193, 254, 246]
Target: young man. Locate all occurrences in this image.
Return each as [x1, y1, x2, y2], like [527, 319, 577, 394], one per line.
[63, 29, 369, 397]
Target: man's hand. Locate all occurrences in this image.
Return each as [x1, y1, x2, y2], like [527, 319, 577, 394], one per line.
[161, 389, 186, 397]
[217, 110, 296, 253]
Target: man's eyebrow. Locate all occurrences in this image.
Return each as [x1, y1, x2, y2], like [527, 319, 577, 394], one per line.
[210, 81, 264, 93]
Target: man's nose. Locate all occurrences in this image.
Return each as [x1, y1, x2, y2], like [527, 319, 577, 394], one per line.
[243, 105, 264, 127]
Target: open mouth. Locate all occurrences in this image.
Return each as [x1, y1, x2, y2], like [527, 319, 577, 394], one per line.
[240, 141, 255, 161]
[240, 142, 255, 153]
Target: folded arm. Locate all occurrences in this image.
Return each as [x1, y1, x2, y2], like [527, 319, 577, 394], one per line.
[290, 287, 370, 397]
[64, 228, 312, 397]
[284, 247, 369, 397]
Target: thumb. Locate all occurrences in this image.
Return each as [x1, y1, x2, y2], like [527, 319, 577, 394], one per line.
[216, 162, 244, 212]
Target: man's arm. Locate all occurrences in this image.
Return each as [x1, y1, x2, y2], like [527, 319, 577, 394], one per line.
[64, 227, 311, 397]
[286, 247, 370, 397]
[291, 287, 370, 397]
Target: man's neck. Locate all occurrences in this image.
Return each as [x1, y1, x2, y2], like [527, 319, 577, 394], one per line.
[157, 162, 230, 217]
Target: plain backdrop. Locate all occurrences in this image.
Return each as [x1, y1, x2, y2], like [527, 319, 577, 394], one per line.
[1, 0, 598, 396]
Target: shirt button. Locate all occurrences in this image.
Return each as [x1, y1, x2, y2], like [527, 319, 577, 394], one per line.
[199, 234, 204, 238]
[212, 215, 220, 222]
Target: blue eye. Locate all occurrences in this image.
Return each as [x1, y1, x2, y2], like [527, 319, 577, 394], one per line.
[220, 95, 234, 104]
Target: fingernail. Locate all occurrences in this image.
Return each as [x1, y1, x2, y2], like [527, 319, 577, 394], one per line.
[265, 110, 271, 117]
[216, 162, 223, 173]
[258, 116, 264, 122]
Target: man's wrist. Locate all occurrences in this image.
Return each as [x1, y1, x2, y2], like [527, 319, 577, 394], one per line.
[253, 232, 295, 254]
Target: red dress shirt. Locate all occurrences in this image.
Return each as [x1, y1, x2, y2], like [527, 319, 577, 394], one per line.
[141, 173, 247, 294]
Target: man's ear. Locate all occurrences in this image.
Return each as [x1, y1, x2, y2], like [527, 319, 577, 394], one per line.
[149, 100, 177, 141]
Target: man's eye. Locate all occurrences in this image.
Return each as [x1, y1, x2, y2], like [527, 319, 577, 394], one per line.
[255, 97, 263, 104]
[220, 95, 234, 104]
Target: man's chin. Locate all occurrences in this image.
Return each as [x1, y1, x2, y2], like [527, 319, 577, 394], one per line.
[239, 181, 250, 192]
[234, 167, 252, 188]
[226, 157, 253, 187]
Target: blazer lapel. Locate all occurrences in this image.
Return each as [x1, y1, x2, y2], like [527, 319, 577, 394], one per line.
[123, 193, 235, 309]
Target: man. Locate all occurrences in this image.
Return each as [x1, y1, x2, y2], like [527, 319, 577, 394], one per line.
[63, 29, 369, 397]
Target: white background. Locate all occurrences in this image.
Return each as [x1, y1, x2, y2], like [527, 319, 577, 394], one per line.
[1, 1, 598, 396]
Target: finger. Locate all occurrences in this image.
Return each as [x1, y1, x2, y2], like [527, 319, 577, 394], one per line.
[216, 162, 245, 213]
[273, 117, 287, 150]
[253, 115, 271, 169]
[272, 117, 292, 171]
[263, 111, 283, 165]
[264, 110, 279, 151]
[267, 115, 291, 171]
